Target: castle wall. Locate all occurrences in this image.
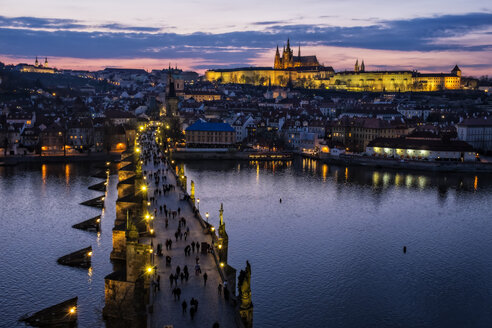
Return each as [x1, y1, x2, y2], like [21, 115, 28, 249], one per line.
[206, 68, 461, 92]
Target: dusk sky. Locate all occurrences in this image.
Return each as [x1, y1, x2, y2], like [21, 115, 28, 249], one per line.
[1, 0, 491, 75]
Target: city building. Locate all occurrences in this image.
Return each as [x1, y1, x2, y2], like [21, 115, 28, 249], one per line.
[332, 117, 410, 152]
[185, 119, 236, 148]
[456, 118, 492, 152]
[366, 137, 476, 161]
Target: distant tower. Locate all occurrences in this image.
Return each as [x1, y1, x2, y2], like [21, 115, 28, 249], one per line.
[218, 203, 229, 265]
[451, 65, 461, 77]
[44, 57, 48, 68]
[354, 59, 359, 72]
[285, 38, 293, 68]
[298, 44, 301, 57]
[165, 72, 178, 117]
[35, 56, 39, 67]
[361, 60, 365, 72]
[274, 45, 281, 69]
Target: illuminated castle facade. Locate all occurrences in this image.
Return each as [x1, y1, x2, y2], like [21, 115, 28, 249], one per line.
[205, 40, 463, 92]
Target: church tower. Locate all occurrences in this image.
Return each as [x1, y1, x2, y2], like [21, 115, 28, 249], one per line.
[451, 65, 461, 77]
[355, 59, 359, 72]
[274, 45, 281, 69]
[44, 57, 48, 68]
[361, 60, 365, 72]
[35, 56, 39, 67]
[165, 69, 178, 117]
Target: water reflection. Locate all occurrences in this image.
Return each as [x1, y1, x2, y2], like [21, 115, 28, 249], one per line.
[180, 157, 492, 328]
[183, 157, 491, 194]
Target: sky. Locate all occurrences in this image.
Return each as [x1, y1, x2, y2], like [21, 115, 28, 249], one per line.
[0, 0, 491, 76]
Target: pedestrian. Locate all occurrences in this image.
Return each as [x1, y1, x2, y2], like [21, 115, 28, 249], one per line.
[191, 241, 195, 252]
[203, 272, 208, 286]
[178, 207, 181, 215]
[193, 298, 199, 311]
[176, 287, 181, 300]
[213, 322, 220, 328]
[218, 283, 222, 295]
[176, 265, 181, 276]
[169, 273, 174, 287]
[172, 287, 177, 300]
[224, 286, 229, 301]
[196, 242, 200, 253]
[157, 274, 161, 291]
[195, 256, 200, 264]
[182, 300, 187, 314]
[190, 307, 195, 320]
[180, 272, 184, 283]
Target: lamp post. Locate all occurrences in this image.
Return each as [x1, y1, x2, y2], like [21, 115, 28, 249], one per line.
[197, 198, 200, 211]
[205, 212, 209, 223]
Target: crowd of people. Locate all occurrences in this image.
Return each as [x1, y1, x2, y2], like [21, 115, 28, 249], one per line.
[137, 128, 231, 327]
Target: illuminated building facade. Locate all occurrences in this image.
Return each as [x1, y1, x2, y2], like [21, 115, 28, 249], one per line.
[205, 42, 463, 92]
[16, 57, 56, 74]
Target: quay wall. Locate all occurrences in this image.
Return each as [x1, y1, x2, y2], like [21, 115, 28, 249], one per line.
[172, 150, 292, 161]
[0, 153, 120, 165]
[302, 153, 492, 173]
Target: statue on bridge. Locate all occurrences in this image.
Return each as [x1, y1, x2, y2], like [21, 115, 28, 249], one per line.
[238, 261, 253, 328]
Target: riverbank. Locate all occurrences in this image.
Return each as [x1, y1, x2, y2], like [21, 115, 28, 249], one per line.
[0, 152, 121, 166]
[172, 149, 292, 161]
[307, 153, 492, 173]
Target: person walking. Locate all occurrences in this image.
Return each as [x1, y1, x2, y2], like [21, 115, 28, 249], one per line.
[203, 272, 208, 286]
[169, 274, 174, 287]
[176, 287, 181, 300]
[182, 300, 187, 314]
[218, 283, 222, 295]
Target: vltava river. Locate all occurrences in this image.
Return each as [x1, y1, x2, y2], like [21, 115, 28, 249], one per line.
[182, 158, 492, 328]
[0, 163, 116, 327]
[1, 159, 492, 327]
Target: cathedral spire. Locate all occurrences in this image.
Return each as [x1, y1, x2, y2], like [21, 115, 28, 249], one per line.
[355, 59, 359, 72]
[298, 43, 301, 57]
[35, 56, 39, 66]
[274, 45, 281, 69]
[361, 60, 365, 72]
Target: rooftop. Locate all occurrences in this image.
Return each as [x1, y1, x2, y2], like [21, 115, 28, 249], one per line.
[186, 119, 235, 132]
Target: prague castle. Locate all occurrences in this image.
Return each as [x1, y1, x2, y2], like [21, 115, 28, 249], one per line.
[274, 39, 321, 69]
[205, 39, 462, 92]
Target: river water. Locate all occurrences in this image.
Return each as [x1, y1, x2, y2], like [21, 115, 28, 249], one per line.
[181, 158, 492, 328]
[0, 163, 116, 328]
[1, 159, 492, 327]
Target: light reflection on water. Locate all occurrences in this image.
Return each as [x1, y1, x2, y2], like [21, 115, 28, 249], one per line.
[182, 157, 492, 328]
[0, 163, 116, 328]
[1, 159, 492, 328]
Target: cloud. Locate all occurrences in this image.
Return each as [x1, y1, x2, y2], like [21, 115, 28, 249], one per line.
[97, 24, 163, 33]
[0, 13, 491, 74]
